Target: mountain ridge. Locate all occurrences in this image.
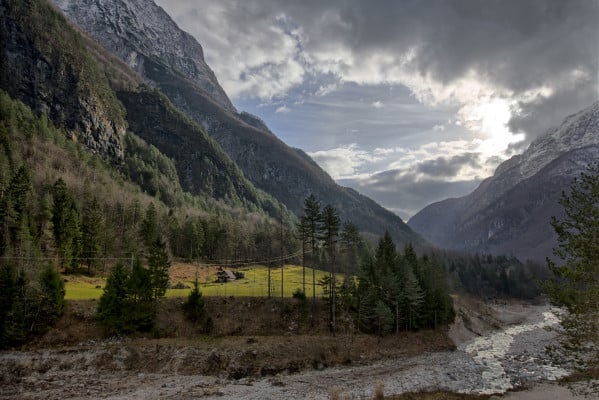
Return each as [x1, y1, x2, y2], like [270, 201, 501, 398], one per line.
[409, 102, 599, 261]
[55, 0, 424, 245]
[1, 0, 281, 215]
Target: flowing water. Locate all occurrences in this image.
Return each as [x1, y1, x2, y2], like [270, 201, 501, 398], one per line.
[462, 310, 567, 395]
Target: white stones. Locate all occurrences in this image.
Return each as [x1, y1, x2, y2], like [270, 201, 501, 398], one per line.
[462, 308, 568, 395]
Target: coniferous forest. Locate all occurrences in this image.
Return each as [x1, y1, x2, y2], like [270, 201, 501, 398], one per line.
[0, 87, 549, 345]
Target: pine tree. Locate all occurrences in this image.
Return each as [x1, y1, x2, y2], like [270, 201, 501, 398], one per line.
[51, 179, 81, 272]
[401, 265, 424, 331]
[544, 163, 599, 382]
[340, 221, 362, 275]
[36, 264, 66, 328]
[126, 259, 156, 332]
[140, 203, 158, 247]
[147, 237, 170, 300]
[0, 166, 32, 256]
[82, 196, 103, 275]
[322, 204, 340, 334]
[97, 263, 129, 334]
[0, 262, 24, 347]
[183, 280, 212, 332]
[300, 194, 324, 309]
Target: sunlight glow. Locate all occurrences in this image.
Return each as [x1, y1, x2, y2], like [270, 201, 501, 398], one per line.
[459, 98, 525, 157]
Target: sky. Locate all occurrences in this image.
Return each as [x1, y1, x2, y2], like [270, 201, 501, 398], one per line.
[155, 0, 599, 220]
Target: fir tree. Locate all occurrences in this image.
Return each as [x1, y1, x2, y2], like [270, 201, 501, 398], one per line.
[544, 163, 599, 384]
[96, 263, 129, 335]
[147, 237, 170, 300]
[182, 280, 212, 332]
[82, 196, 103, 274]
[322, 204, 340, 333]
[300, 194, 324, 309]
[140, 202, 158, 247]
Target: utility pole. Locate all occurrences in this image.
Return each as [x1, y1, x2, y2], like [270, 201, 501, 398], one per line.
[268, 254, 271, 298]
[330, 242, 336, 336]
[280, 204, 284, 300]
[302, 231, 306, 294]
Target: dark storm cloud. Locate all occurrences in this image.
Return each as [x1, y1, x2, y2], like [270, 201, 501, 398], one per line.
[291, 0, 598, 142]
[158, 0, 598, 142]
[416, 153, 481, 178]
[337, 150, 489, 219]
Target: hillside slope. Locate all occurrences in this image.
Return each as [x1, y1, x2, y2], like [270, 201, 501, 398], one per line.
[54, 0, 423, 245]
[409, 102, 599, 261]
[0, 0, 280, 214]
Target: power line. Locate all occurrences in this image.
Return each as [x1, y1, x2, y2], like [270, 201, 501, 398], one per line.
[0, 249, 308, 266]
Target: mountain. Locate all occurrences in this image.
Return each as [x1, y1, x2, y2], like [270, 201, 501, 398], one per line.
[1, 0, 126, 162]
[0, 0, 302, 269]
[409, 102, 599, 262]
[1, 0, 281, 214]
[54, 0, 423, 245]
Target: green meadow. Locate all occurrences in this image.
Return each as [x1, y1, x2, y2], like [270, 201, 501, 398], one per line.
[64, 265, 332, 300]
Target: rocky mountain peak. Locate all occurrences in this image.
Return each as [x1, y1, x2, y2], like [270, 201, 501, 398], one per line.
[56, 0, 424, 245]
[496, 102, 599, 182]
[54, 0, 236, 113]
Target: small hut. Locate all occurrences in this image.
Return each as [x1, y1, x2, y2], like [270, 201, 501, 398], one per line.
[216, 269, 237, 283]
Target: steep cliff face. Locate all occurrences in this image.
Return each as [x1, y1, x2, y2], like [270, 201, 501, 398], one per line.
[0, 0, 283, 214]
[0, 0, 125, 162]
[55, 0, 423, 244]
[409, 102, 599, 261]
[53, 0, 235, 113]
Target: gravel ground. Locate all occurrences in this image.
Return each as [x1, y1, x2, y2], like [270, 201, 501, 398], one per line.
[0, 303, 575, 399]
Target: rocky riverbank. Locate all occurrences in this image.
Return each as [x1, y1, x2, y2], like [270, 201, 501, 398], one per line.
[0, 300, 573, 399]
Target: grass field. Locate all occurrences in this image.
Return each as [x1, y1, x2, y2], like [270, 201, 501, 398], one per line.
[64, 265, 332, 300]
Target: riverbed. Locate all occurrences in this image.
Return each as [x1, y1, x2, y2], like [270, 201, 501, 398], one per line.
[0, 302, 573, 399]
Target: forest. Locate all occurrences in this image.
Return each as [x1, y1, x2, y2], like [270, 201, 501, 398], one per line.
[0, 88, 546, 347]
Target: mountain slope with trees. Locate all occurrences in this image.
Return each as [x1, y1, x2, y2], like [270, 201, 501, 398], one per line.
[54, 0, 424, 246]
[0, 0, 300, 299]
[1, 0, 281, 216]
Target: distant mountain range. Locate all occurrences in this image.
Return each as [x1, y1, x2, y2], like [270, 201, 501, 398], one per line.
[53, 0, 423, 245]
[409, 102, 599, 262]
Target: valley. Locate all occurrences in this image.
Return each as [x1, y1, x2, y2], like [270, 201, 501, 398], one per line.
[0, 0, 597, 399]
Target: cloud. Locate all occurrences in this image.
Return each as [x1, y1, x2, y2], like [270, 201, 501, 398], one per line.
[416, 153, 481, 178]
[316, 83, 338, 96]
[339, 173, 481, 221]
[154, 0, 598, 218]
[307, 143, 381, 179]
[157, 0, 598, 143]
[275, 105, 291, 113]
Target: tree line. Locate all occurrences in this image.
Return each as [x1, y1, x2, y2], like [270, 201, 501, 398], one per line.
[297, 195, 455, 335]
[0, 87, 551, 343]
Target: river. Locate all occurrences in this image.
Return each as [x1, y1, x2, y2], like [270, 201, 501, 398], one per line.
[0, 302, 574, 399]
